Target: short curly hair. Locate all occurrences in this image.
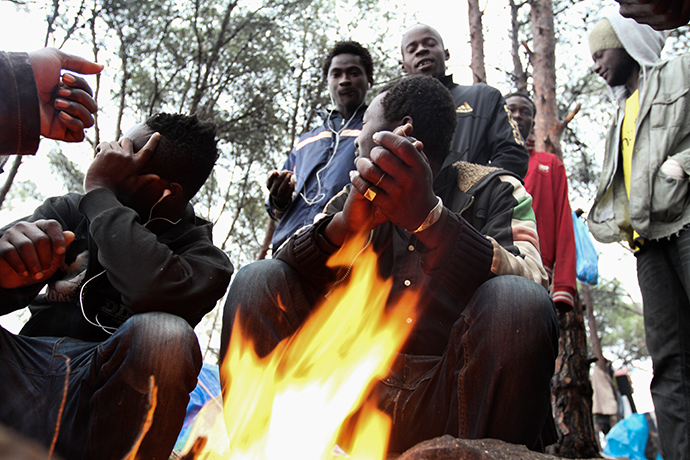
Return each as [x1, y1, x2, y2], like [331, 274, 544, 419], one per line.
[380, 75, 456, 158]
[144, 113, 219, 200]
[322, 41, 374, 85]
[504, 91, 536, 116]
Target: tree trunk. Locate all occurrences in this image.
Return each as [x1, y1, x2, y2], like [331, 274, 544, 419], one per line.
[583, 284, 606, 370]
[530, 0, 558, 157]
[527, 0, 597, 453]
[468, 0, 487, 84]
[114, 35, 129, 141]
[547, 293, 602, 458]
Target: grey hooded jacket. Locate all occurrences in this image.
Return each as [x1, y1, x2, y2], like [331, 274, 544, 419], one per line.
[587, 13, 690, 244]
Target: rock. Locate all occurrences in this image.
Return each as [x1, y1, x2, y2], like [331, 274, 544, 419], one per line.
[392, 435, 607, 460]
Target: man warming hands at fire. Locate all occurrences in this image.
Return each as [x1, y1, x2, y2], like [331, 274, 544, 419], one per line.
[220, 75, 558, 452]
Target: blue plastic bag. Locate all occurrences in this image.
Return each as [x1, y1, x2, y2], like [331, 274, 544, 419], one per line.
[572, 211, 599, 285]
[174, 362, 222, 450]
[604, 413, 663, 460]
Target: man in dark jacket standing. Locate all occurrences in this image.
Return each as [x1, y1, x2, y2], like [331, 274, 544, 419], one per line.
[400, 24, 528, 178]
[266, 41, 373, 252]
[0, 113, 234, 460]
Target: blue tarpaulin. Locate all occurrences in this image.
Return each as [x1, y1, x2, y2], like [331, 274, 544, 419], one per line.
[174, 362, 222, 450]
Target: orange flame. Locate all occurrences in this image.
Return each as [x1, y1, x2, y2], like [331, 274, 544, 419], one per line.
[185, 232, 417, 460]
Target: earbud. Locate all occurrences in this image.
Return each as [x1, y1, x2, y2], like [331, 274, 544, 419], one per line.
[145, 189, 177, 227]
[152, 189, 171, 207]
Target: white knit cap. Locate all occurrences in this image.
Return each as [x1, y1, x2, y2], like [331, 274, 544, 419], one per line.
[589, 18, 624, 57]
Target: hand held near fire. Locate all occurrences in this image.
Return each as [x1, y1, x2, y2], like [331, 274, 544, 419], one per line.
[0, 220, 75, 288]
[368, 128, 447, 249]
[364, 129, 439, 230]
[328, 127, 445, 248]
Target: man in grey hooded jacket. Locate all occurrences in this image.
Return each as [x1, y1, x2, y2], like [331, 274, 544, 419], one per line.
[588, 11, 690, 460]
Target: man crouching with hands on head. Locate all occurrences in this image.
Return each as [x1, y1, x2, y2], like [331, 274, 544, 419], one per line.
[0, 113, 233, 460]
[221, 75, 558, 452]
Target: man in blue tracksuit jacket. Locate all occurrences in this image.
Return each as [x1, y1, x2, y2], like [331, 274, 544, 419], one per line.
[266, 41, 373, 252]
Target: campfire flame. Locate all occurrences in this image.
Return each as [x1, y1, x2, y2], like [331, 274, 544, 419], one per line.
[184, 232, 417, 459]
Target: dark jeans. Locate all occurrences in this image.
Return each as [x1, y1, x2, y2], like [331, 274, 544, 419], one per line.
[220, 259, 558, 452]
[637, 230, 690, 460]
[0, 312, 201, 460]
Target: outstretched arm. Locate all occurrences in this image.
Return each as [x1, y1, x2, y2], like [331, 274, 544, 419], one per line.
[616, 0, 690, 30]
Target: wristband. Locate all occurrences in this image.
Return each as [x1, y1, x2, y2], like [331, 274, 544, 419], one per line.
[270, 195, 291, 212]
[408, 196, 443, 234]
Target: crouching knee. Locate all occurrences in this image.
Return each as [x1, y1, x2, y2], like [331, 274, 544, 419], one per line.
[110, 312, 202, 392]
[468, 276, 558, 356]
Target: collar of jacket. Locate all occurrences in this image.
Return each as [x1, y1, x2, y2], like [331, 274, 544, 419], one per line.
[438, 73, 456, 91]
[315, 104, 367, 124]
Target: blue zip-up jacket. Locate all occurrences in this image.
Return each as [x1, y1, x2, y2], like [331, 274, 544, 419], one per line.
[267, 106, 366, 251]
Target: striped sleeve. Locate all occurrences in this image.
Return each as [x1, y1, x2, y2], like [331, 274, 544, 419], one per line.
[489, 175, 549, 289]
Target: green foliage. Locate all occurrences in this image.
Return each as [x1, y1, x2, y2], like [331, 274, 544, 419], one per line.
[48, 149, 85, 193]
[3, 181, 44, 211]
[588, 278, 648, 366]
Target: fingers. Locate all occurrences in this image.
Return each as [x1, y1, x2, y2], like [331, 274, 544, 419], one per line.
[53, 95, 95, 132]
[268, 171, 294, 201]
[62, 72, 95, 97]
[38, 221, 70, 256]
[55, 112, 87, 142]
[55, 75, 97, 131]
[393, 123, 413, 137]
[57, 49, 104, 76]
[0, 220, 69, 280]
[349, 169, 379, 200]
[354, 156, 389, 191]
[266, 171, 280, 188]
[135, 132, 161, 165]
[114, 133, 160, 164]
[46, 73, 98, 141]
[63, 231, 76, 249]
[372, 131, 427, 169]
